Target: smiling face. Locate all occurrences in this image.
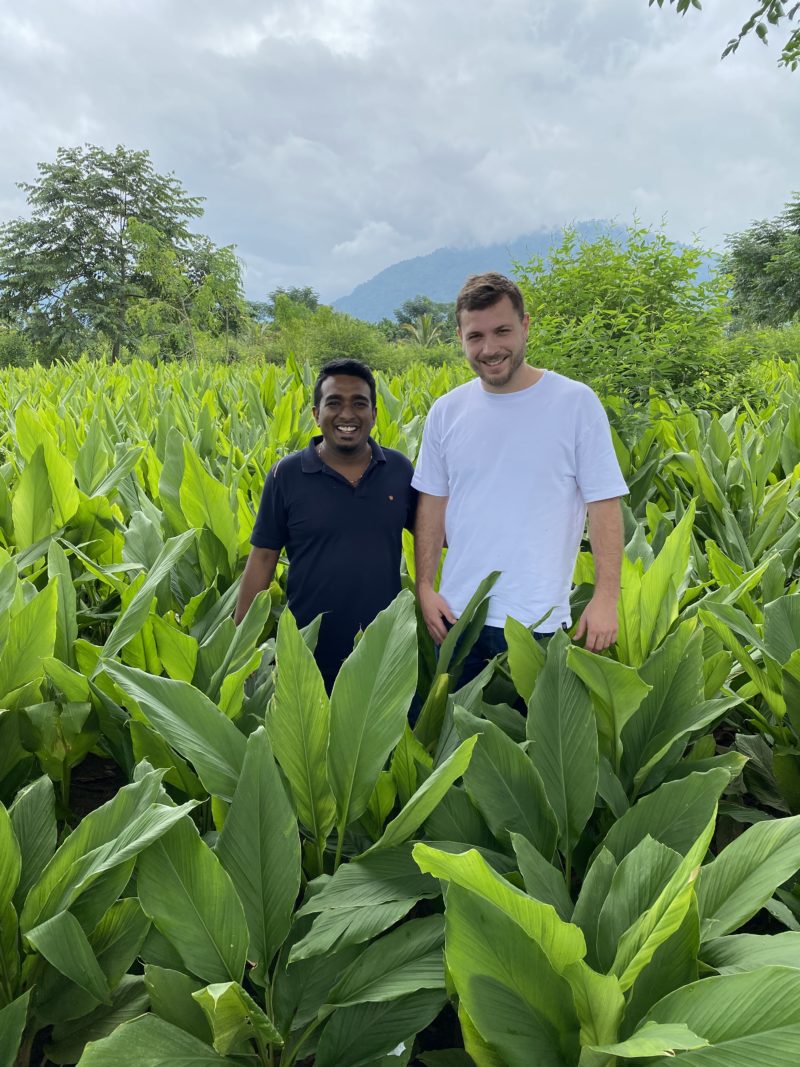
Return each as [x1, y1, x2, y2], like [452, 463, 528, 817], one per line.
[458, 295, 530, 392]
[313, 374, 376, 455]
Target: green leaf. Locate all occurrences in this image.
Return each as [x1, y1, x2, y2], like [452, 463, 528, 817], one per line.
[702, 932, 800, 974]
[764, 594, 800, 664]
[150, 616, 198, 682]
[325, 915, 444, 1008]
[440, 883, 580, 1067]
[137, 817, 249, 985]
[0, 991, 30, 1067]
[456, 709, 558, 855]
[20, 770, 181, 933]
[0, 579, 58, 706]
[571, 848, 617, 971]
[697, 815, 800, 940]
[192, 981, 282, 1054]
[144, 965, 211, 1042]
[268, 608, 335, 842]
[504, 616, 545, 703]
[369, 736, 477, 851]
[48, 541, 77, 668]
[215, 728, 301, 983]
[98, 529, 196, 666]
[591, 1021, 708, 1057]
[315, 990, 447, 1067]
[566, 645, 650, 768]
[78, 1013, 240, 1065]
[105, 662, 246, 802]
[12, 445, 54, 549]
[511, 834, 573, 920]
[600, 768, 729, 863]
[527, 629, 599, 860]
[640, 966, 800, 1064]
[328, 591, 418, 832]
[26, 910, 112, 1005]
[9, 776, 56, 908]
[180, 441, 237, 569]
[413, 844, 586, 971]
[0, 804, 21, 916]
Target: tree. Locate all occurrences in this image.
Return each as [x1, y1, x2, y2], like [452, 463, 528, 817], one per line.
[651, 0, 800, 69]
[0, 144, 204, 359]
[514, 222, 730, 402]
[264, 286, 319, 319]
[724, 192, 800, 327]
[401, 313, 445, 347]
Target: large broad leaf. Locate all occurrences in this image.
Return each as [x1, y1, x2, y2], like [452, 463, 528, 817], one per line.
[97, 529, 196, 666]
[77, 1013, 240, 1065]
[268, 609, 335, 844]
[290, 847, 439, 964]
[9, 776, 56, 908]
[328, 591, 418, 835]
[511, 834, 573, 922]
[368, 735, 477, 851]
[215, 728, 301, 985]
[180, 441, 237, 569]
[26, 910, 112, 1005]
[325, 915, 444, 1008]
[144, 965, 210, 1042]
[637, 966, 800, 1064]
[0, 579, 58, 706]
[48, 541, 77, 668]
[315, 989, 447, 1067]
[527, 629, 599, 863]
[137, 818, 249, 985]
[591, 1021, 708, 1058]
[12, 445, 54, 549]
[600, 768, 729, 863]
[413, 844, 586, 972]
[764, 594, 800, 665]
[192, 982, 282, 1054]
[0, 991, 30, 1067]
[696, 815, 800, 941]
[440, 882, 580, 1067]
[504, 616, 545, 704]
[566, 646, 650, 770]
[639, 500, 696, 662]
[105, 662, 246, 802]
[0, 804, 20, 916]
[456, 708, 558, 856]
[21, 771, 186, 933]
[702, 933, 800, 974]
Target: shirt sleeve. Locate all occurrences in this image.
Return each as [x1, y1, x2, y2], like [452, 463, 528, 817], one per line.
[250, 462, 289, 549]
[575, 394, 629, 503]
[411, 401, 449, 496]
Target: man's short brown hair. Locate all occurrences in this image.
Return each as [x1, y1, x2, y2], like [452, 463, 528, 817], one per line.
[455, 272, 526, 325]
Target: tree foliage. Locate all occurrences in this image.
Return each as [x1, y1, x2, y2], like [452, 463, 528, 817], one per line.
[0, 144, 246, 360]
[514, 223, 730, 403]
[651, 0, 800, 69]
[724, 192, 800, 327]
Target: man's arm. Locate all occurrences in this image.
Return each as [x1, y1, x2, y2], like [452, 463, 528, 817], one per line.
[573, 497, 623, 653]
[414, 492, 455, 644]
[234, 546, 281, 624]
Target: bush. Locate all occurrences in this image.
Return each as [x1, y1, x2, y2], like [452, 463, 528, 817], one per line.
[0, 326, 34, 367]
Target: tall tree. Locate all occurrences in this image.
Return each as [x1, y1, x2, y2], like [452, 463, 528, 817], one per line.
[651, 0, 800, 68]
[0, 144, 204, 359]
[725, 193, 800, 327]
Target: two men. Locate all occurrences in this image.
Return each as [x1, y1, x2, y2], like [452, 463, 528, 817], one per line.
[413, 273, 627, 684]
[235, 358, 416, 692]
[237, 273, 627, 691]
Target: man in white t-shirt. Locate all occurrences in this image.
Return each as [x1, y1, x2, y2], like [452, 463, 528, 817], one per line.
[412, 272, 628, 684]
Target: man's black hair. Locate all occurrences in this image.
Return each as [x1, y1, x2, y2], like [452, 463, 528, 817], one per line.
[313, 358, 377, 408]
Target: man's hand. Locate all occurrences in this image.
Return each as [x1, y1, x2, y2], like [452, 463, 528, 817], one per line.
[418, 584, 456, 644]
[573, 593, 618, 653]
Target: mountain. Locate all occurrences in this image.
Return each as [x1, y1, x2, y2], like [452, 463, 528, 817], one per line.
[332, 221, 623, 322]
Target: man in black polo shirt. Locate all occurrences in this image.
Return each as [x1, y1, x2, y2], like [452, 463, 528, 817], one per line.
[235, 358, 416, 692]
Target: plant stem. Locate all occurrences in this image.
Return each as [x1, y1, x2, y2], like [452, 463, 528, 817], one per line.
[333, 825, 344, 872]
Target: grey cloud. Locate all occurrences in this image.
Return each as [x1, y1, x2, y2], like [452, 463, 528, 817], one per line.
[0, 0, 797, 302]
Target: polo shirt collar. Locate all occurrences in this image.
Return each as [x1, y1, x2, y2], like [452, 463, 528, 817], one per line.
[300, 435, 386, 473]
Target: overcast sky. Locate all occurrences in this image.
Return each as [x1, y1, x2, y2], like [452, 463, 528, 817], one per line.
[1, 0, 798, 302]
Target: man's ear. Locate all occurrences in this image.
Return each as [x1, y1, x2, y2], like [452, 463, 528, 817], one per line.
[312, 406, 320, 424]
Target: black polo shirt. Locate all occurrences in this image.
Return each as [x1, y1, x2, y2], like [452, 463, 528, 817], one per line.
[251, 436, 417, 679]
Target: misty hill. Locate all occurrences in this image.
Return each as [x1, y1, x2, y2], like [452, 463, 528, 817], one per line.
[332, 221, 623, 322]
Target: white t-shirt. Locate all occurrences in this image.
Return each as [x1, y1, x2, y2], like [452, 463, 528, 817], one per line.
[412, 371, 628, 628]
